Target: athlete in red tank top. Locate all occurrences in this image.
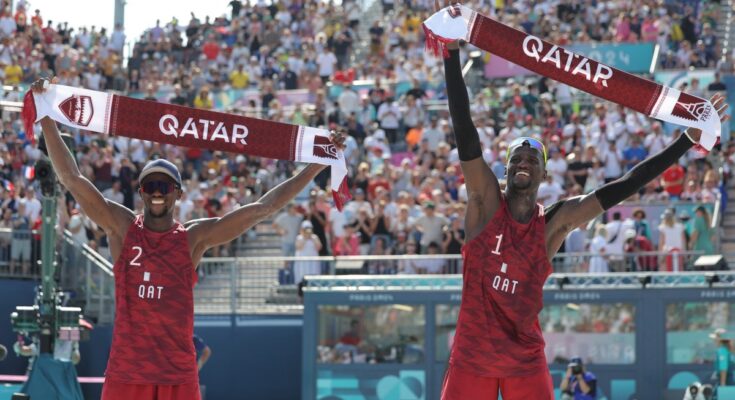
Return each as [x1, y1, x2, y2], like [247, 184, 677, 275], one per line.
[31, 77, 349, 400]
[452, 195, 551, 377]
[435, 3, 730, 398]
[105, 215, 198, 385]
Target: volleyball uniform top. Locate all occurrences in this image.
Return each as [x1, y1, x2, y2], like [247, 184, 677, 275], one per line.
[105, 215, 198, 385]
[450, 194, 552, 377]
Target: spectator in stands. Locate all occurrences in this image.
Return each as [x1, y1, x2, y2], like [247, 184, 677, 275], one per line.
[273, 202, 303, 271]
[365, 237, 394, 274]
[355, 206, 373, 255]
[661, 163, 685, 200]
[690, 206, 715, 256]
[658, 209, 686, 272]
[708, 72, 727, 92]
[631, 208, 651, 241]
[605, 212, 633, 272]
[10, 199, 30, 275]
[624, 228, 657, 272]
[397, 240, 420, 274]
[414, 201, 447, 254]
[294, 220, 322, 284]
[369, 200, 392, 248]
[413, 241, 446, 274]
[332, 223, 360, 256]
[538, 173, 565, 207]
[589, 225, 609, 274]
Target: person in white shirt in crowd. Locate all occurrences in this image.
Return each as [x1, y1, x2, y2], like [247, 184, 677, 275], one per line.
[338, 84, 360, 118]
[316, 46, 337, 84]
[414, 201, 448, 254]
[109, 23, 126, 54]
[589, 225, 609, 274]
[101, 180, 124, 205]
[413, 242, 446, 274]
[605, 212, 635, 272]
[644, 122, 669, 155]
[23, 187, 42, 223]
[422, 116, 445, 152]
[377, 97, 401, 144]
[546, 148, 568, 187]
[294, 220, 322, 284]
[564, 222, 589, 273]
[602, 139, 624, 184]
[273, 202, 304, 262]
[475, 116, 495, 152]
[562, 113, 586, 142]
[402, 94, 424, 132]
[497, 111, 522, 142]
[538, 174, 565, 208]
[67, 208, 89, 247]
[658, 208, 686, 272]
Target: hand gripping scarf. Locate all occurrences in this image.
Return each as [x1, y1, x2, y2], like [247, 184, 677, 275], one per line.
[22, 84, 351, 209]
[423, 4, 722, 150]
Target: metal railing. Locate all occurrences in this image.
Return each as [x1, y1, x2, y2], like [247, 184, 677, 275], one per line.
[60, 231, 115, 325]
[192, 250, 723, 314]
[0, 225, 721, 318]
[0, 228, 41, 279]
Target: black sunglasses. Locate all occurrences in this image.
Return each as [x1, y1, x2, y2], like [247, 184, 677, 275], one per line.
[141, 181, 178, 195]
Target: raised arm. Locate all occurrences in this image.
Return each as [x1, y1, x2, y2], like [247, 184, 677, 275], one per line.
[32, 80, 134, 237]
[444, 46, 501, 240]
[545, 94, 729, 255]
[188, 163, 326, 261]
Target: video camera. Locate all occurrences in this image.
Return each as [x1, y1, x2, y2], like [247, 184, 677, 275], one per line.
[568, 362, 582, 375]
[33, 132, 76, 197]
[683, 382, 714, 400]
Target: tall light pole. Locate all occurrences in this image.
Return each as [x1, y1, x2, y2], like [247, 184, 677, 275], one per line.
[114, 0, 126, 29]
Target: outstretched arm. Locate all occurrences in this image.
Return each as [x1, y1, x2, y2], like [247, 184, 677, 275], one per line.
[546, 94, 729, 254]
[188, 163, 324, 257]
[32, 79, 134, 237]
[441, 7, 501, 240]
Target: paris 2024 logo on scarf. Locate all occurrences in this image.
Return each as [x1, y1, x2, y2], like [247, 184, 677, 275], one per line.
[313, 135, 338, 159]
[673, 92, 712, 123]
[58, 95, 94, 127]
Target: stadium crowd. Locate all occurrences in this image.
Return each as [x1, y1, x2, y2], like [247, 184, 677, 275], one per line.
[0, 0, 728, 276]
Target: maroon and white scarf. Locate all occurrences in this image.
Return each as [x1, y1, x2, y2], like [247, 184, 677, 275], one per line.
[22, 84, 351, 209]
[423, 4, 722, 150]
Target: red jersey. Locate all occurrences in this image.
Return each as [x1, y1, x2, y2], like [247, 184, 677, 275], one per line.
[105, 215, 198, 385]
[451, 195, 551, 377]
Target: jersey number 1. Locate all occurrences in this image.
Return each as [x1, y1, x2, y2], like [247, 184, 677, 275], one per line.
[491, 234, 503, 255]
[491, 235, 508, 273]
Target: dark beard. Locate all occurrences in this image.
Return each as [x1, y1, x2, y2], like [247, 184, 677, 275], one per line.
[148, 206, 169, 218]
[510, 175, 533, 191]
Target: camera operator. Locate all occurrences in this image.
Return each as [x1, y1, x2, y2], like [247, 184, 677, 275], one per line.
[560, 357, 597, 400]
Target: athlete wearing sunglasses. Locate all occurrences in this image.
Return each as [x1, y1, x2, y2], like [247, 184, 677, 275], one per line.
[33, 76, 348, 400]
[437, 2, 730, 398]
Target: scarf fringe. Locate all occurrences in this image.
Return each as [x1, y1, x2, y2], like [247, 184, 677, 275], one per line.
[422, 23, 451, 58]
[22, 91, 36, 144]
[332, 176, 351, 211]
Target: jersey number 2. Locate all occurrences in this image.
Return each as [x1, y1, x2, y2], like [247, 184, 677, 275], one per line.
[130, 246, 143, 266]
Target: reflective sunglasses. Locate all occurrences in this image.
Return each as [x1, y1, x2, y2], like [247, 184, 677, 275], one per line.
[141, 180, 178, 195]
[506, 137, 547, 164]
